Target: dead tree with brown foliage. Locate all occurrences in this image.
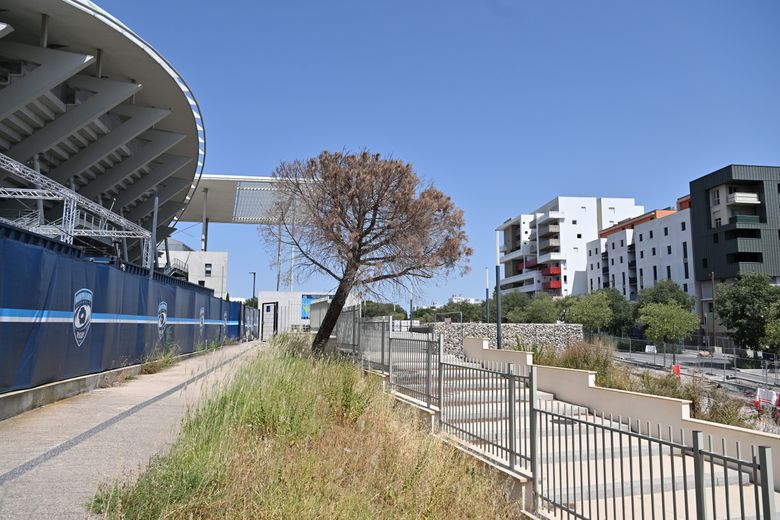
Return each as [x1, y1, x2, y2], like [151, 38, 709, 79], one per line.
[264, 150, 471, 354]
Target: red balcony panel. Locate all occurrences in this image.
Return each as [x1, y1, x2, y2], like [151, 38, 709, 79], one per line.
[541, 266, 561, 276]
[526, 257, 538, 268]
[543, 280, 562, 290]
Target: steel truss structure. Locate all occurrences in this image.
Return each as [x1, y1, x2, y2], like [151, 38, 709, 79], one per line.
[0, 151, 153, 264]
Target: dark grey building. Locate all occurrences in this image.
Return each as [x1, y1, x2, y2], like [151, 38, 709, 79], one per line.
[689, 165, 780, 328]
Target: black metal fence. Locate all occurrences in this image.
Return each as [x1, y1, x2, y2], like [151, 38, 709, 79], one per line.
[334, 308, 778, 519]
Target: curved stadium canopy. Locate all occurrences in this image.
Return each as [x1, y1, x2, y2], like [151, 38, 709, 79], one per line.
[0, 0, 204, 262]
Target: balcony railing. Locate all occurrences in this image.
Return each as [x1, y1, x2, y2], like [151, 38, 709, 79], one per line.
[538, 224, 560, 238]
[729, 215, 760, 225]
[543, 280, 562, 290]
[541, 266, 561, 276]
[539, 238, 561, 251]
[727, 192, 760, 205]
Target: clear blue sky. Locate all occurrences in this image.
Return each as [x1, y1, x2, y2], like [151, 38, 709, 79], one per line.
[100, 0, 780, 306]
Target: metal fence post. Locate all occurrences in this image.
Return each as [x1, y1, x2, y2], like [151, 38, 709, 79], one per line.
[507, 364, 517, 470]
[529, 365, 539, 511]
[437, 334, 444, 417]
[758, 446, 776, 520]
[388, 337, 393, 390]
[426, 337, 433, 408]
[692, 431, 707, 520]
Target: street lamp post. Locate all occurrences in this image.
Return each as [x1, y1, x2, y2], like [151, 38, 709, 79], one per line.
[495, 231, 503, 349]
[249, 271, 256, 302]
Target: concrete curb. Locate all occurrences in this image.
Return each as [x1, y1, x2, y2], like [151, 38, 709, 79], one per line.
[0, 350, 203, 422]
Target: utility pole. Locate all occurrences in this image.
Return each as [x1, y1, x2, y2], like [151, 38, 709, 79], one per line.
[711, 271, 717, 353]
[409, 287, 413, 330]
[249, 271, 256, 301]
[495, 231, 503, 349]
[485, 266, 490, 323]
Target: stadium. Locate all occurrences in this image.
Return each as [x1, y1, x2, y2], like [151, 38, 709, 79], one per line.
[0, 0, 258, 403]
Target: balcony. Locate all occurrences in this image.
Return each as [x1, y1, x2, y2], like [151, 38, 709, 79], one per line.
[538, 223, 560, 238]
[727, 192, 760, 205]
[526, 257, 538, 268]
[543, 280, 562, 290]
[729, 215, 760, 225]
[538, 251, 566, 264]
[628, 260, 636, 269]
[539, 238, 561, 252]
[541, 266, 561, 276]
[537, 210, 565, 225]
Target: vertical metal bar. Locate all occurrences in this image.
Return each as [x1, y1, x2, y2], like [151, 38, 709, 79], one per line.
[692, 431, 707, 520]
[670, 426, 678, 517]
[639, 420, 646, 520]
[736, 442, 745, 520]
[659, 425, 667, 520]
[722, 438, 731, 519]
[388, 338, 393, 390]
[709, 436, 716, 517]
[682, 428, 690, 519]
[611, 415, 617, 520]
[495, 264, 503, 349]
[508, 365, 517, 470]
[649, 422, 656, 520]
[752, 446, 761, 516]
[758, 446, 776, 520]
[437, 334, 443, 410]
[425, 338, 432, 408]
[530, 366, 539, 510]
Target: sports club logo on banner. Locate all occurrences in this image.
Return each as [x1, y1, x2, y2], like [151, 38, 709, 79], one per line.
[157, 301, 168, 340]
[222, 311, 228, 334]
[73, 288, 93, 347]
[199, 307, 205, 335]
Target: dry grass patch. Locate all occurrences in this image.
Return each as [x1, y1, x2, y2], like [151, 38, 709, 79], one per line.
[92, 336, 521, 519]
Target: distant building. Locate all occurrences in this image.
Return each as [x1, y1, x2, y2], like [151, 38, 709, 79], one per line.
[690, 165, 780, 330]
[449, 295, 481, 305]
[586, 196, 693, 302]
[498, 196, 644, 297]
[159, 239, 229, 298]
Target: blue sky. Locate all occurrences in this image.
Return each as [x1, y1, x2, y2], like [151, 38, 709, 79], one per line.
[100, 0, 780, 306]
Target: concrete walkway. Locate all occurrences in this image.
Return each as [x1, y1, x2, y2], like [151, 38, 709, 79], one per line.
[0, 340, 262, 519]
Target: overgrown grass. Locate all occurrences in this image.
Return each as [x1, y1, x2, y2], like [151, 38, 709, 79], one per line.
[139, 346, 179, 375]
[521, 340, 754, 428]
[92, 334, 520, 519]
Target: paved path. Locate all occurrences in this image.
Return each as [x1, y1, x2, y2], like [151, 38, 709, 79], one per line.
[0, 340, 262, 519]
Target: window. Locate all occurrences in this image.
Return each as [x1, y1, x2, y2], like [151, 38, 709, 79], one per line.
[639, 268, 643, 277]
[684, 262, 689, 278]
[649, 230, 654, 239]
[653, 266, 658, 282]
[640, 251, 644, 259]
[612, 242, 615, 250]
[667, 245, 672, 255]
[713, 233, 719, 244]
[620, 239, 624, 247]
[683, 283, 688, 292]
[597, 262, 600, 269]
[681, 222, 686, 231]
[588, 249, 592, 257]
[590, 279, 593, 291]
[702, 258, 708, 269]
[581, 206, 587, 211]
[682, 241, 688, 258]
[715, 217, 722, 228]
[577, 233, 582, 239]
[712, 189, 720, 205]
[639, 233, 643, 242]
[198, 280, 205, 287]
[622, 272, 626, 285]
[611, 258, 614, 266]
[205, 263, 212, 277]
[609, 206, 615, 213]
[564, 275, 567, 282]
[573, 247, 579, 253]
[620, 256, 624, 264]
[652, 247, 656, 256]
[664, 227, 669, 236]
[666, 266, 672, 280]
[573, 220, 578, 225]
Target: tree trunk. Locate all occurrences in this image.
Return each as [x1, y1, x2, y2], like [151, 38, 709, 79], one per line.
[312, 276, 354, 354]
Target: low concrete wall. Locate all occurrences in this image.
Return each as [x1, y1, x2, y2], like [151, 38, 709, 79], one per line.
[433, 322, 583, 356]
[464, 337, 780, 490]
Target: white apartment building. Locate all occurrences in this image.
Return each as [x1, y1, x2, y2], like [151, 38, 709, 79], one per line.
[498, 197, 644, 297]
[159, 239, 229, 298]
[586, 196, 694, 302]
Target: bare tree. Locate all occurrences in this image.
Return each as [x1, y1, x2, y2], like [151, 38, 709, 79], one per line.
[264, 150, 471, 353]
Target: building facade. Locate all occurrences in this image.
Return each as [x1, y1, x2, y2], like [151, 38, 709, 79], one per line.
[586, 198, 693, 303]
[690, 165, 780, 329]
[498, 197, 644, 297]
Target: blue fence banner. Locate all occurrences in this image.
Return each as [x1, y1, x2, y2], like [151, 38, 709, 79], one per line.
[0, 223, 239, 394]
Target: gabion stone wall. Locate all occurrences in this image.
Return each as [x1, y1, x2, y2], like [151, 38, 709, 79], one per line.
[431, 322, 584, 356]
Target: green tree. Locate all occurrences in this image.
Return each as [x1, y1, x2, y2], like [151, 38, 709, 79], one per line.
[487, 290, 530, 323]
[636, 280, 695, 311]
[717, 273, 780, 350]
[763, 301, 780, 352]
[639, 302, 699, 346]
[363, 301, 407, 320]
[567, 291, 613, 332]
[599, 288, 635, 334]
[244, 297, 258, 308]
[521, 293, 559, 323]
